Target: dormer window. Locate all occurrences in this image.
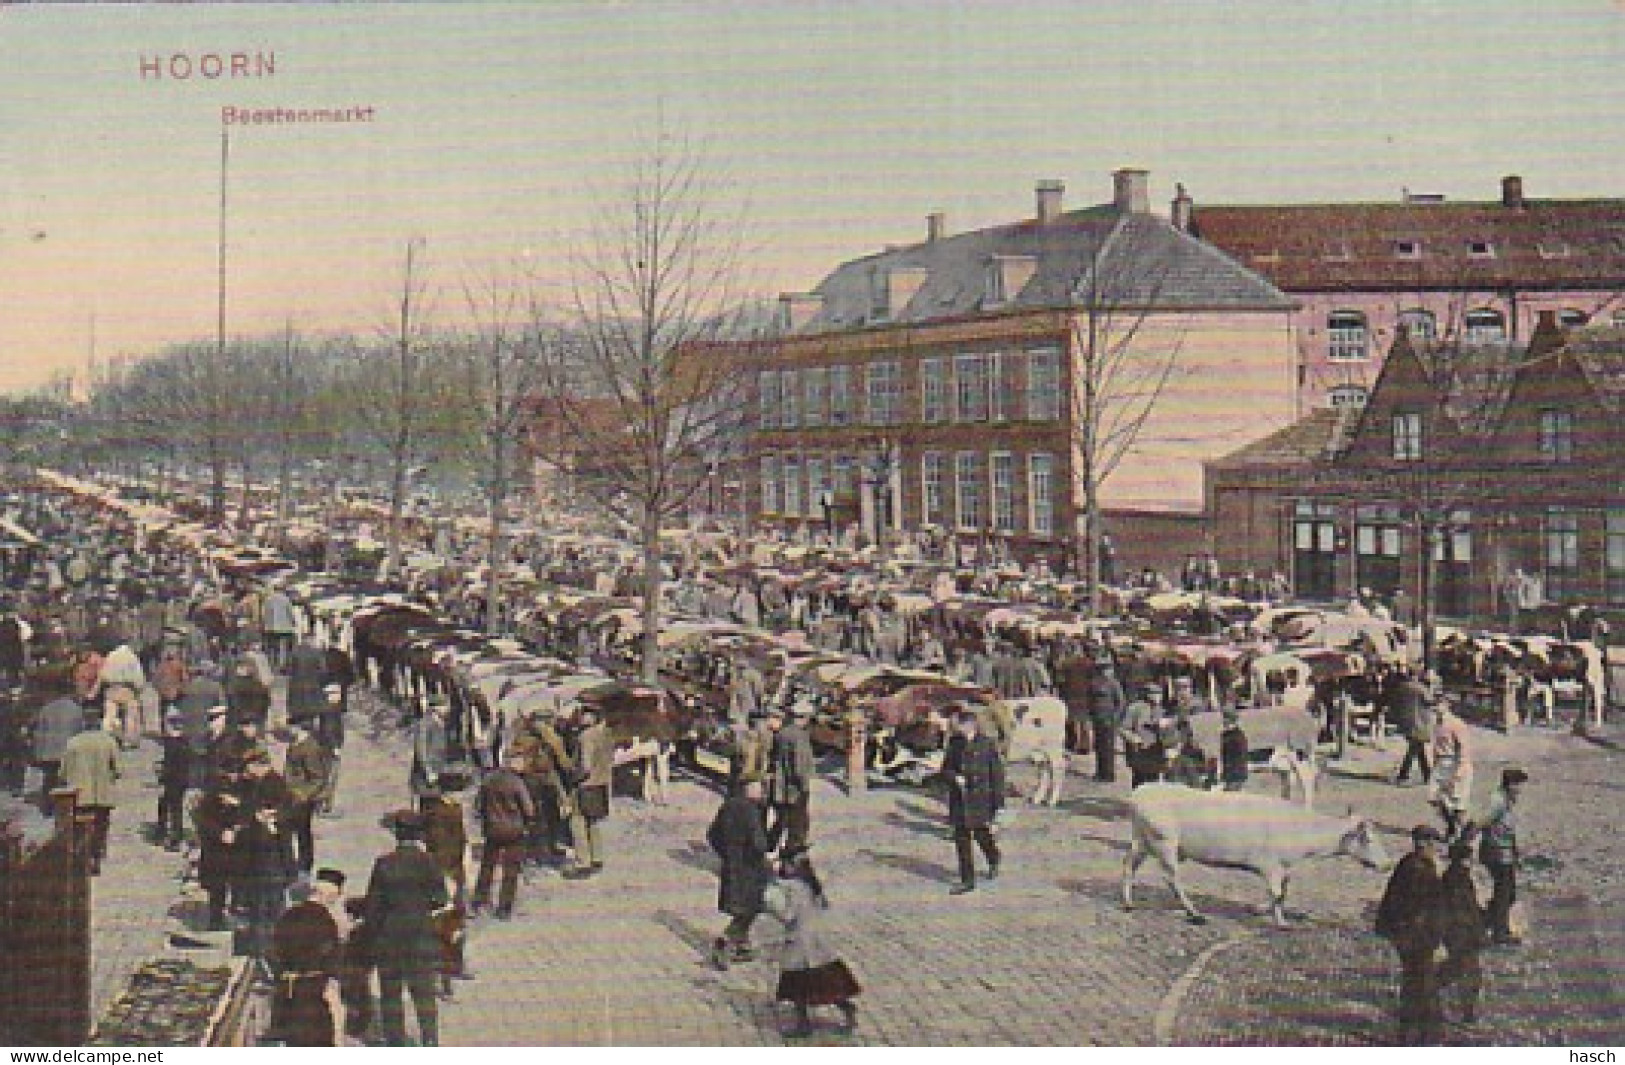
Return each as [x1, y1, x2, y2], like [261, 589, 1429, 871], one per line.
[1394, 240, 1422, 260]
[1322, 243, 1352, 262]
[1559, 309, 1589, 328]
[1539, 408, 1574, 462]
[1464, 307, 1507, 343]
[1537, 240, 1571, 260]
[1326, 310, 1369, 361]
[1467, 240, 1496, 259]
[986, 255, 1036, 307]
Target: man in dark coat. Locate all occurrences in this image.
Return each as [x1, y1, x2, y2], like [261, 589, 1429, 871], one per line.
[30, 691, 84, 811]
[1437, 838, 1487, 1025]
[285, 634, 329, 729]
[1087, 663, 1127, 782]
[235, 748, 295, 959]
[226, 660, 272, 731]
[156, 711, 193, 850]
[269, 877, 342, 1046]
[473, 751, 533, 919]
[765, 705, 815, 856]
[366, 810, 450, 1047]
[194, 770, 245, 931]
[284, 722, 333, 873]
[706, 778, 772, 968]
[1390, 667, 1433, 785]
[944, 708, 1004, 895]
[1055, 649, 1095, 757]
[1375, 824, 1445, 1045]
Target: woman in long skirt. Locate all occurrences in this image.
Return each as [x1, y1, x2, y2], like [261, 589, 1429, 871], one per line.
[763, 850, 860, 1038]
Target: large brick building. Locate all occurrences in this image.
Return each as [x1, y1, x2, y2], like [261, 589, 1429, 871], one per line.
[1184, 176, 1625, 411]
[1207, 313, 1625, 617]
[749, 170, 1298, 573]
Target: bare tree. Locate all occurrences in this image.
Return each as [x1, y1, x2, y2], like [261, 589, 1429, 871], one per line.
[345, 238, 441, 577]
[452, 265, 548, 635]
[532, 128, 767, 681]
[1068, 223, 1183, 614]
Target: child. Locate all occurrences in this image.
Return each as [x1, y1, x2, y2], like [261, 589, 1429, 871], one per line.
[1437, 838, 1487, 1024]
[763, 850, 861, 1038]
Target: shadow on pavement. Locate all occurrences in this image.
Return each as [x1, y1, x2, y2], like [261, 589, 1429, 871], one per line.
[856, 847, 957, 885]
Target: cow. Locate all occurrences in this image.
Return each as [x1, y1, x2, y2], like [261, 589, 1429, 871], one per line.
[1121, 783, 1388, 926]
[1006, 696, 1068, 806]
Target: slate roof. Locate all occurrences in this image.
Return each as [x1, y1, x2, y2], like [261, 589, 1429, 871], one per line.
[1190, 198, 1625, 293]
[796, 205, 1293, 334]
[1208, 407, 1353, 469]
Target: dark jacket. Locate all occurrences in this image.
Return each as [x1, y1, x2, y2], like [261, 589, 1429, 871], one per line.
[706, 793, 772, 918]
[477, 767, 535, 845]
[1438, 860, 1487, 952]
[1055, 657, 1094, 716]
[1219, 724, 1249, 785]
[944, 731, 1004, 830]
[365, 843, 449, 973]
[1375, 850, 1442, 950]
[422, 796, 468, 877]
[1087, 672, 1127, 728]
[226, 674, 272, 728]
[193, 789, 244, 892]
[285, 736, 334, 807]
[237, 770, 295, 885]
[159, 733, 194, 790]
[285, 645, 329, 723]
[767, 723, 815, 806]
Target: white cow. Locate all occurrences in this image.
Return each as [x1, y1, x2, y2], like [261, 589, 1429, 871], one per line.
[1007, 696, 1069, 806]
[1122, 783, 1388, 926]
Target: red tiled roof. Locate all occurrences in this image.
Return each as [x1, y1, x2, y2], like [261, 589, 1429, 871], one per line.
[1191, 199, 1625, 292]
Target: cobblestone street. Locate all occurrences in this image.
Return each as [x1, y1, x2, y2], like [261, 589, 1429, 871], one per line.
[80, 686, 1625, 1046]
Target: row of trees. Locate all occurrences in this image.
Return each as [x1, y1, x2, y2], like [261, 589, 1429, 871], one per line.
[54, 132, 770, 680]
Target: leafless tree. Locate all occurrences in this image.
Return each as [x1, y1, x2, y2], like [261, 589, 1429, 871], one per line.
[1068, 223, 1184, 614]
[532, 128, 768, 681]
[344, 238, 442, 576]
[451, 265, 549, 635]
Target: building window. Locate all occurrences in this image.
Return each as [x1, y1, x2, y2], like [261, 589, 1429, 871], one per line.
[1539, 408, 1574, 462]
[1397, 308, 1437, 341]
[1545, 509, 1580, 599]
[1028, 454, 1055, 538]
[922, 452, 946, 527]
[921, 357, 949, 424]
[1558, 309, 1590, 328]
[827, 365, 852, 426]
[1392, 412, 1423, 461]
[1607, 509, 1625, 604]
[869, 269, 890, 320]
[1464, 308, 1506, 343]
[985, 262, 1007, 305]
[1467, 240, 1495, 259]
[779, 369, 800, 428]
[865, 360, 900, 425]
[1327, 310, 1369, 360]
[758, 370, 780, 429]
[1537, 240, 1571, 260]
[990, 452, 1018, 533]
[1026, 347, 1062, 421]
[954, 354, 990, 423]
[1394, 240, 1421, 259]
[760, 455, 780, 514]
[988, 352, 1013, 422]
[833, 454, 856, 498]
[955, 451, 984, 531]
[1328, 385, 1368, 409]
[782, 455, 803, 518]
[807, 456, 831, 518]
[803, 367, 826, 428]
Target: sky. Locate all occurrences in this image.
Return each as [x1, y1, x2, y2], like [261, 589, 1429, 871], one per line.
[4, 0, 1625, 393]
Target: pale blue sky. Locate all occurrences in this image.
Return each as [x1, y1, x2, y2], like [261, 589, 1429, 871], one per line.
[4, 0, 1625, 391]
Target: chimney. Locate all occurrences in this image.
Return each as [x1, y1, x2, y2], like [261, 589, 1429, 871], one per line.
[926, 212, 946, 243]
[1035, 180, 1065, 224]
[1502, 174, 1525, 210]
[1113, 168, 1150, 215]
[1170, 182, 1193, 233]
[1527, 309, 1565, 359]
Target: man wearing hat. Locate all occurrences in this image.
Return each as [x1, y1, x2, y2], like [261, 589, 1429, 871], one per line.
[944, 708, 1004, 895]
[156, 709, 194, 850]
[765, 702, 816, 856]
[564, 706, 615, 878]
[473, 750, 534, 918]
[1119, 685, 1165, 788]
[285, 721, 334, 873]
[1218, 707, 1249, 792]
[268, 876, 342, 1046]
[1436, 836, 1487, 1025]
[60, 710, 120, 875]
[410, 697, 451, 800]
[364, 810, 449, 1047]
[1479, 768, 1528, 945]
[1375, 824, 1446, 1044]
[235, 747, 295, 959]
[511, 707, 572, 864]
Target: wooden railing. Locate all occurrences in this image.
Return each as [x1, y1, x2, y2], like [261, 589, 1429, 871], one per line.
[0, 789, 92, 1046]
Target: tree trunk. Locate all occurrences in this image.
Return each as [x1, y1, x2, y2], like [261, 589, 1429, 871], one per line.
[640, 504, 663, 684]
[387, 454, 407, 580]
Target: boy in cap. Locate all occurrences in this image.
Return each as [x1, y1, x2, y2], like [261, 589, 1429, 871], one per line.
[1437, 836, 1486, 1024]
[1480, 767, 1527, 945]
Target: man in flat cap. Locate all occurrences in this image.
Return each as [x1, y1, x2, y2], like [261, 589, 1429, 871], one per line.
[364, 810, 449, 1046]
[1376, 824, 1445, 1044]
[765, 702, 816, 856]
[1480, 768, 1528, 945]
